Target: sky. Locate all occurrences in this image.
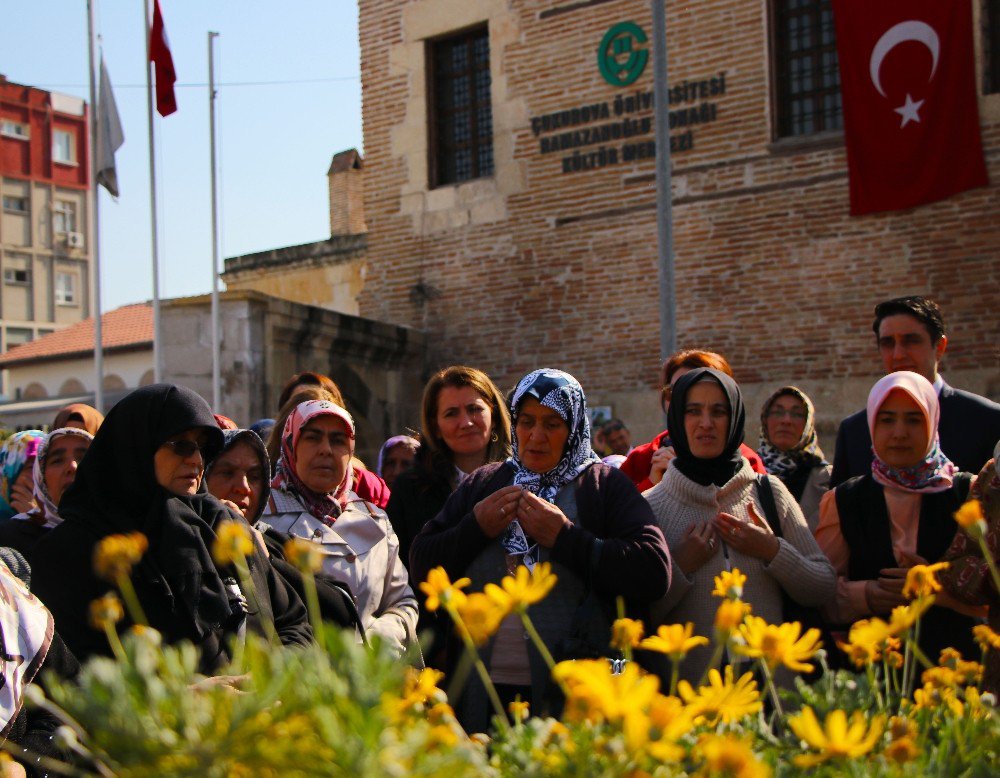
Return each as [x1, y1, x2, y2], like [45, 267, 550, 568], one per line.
[1, 1, 364, 310]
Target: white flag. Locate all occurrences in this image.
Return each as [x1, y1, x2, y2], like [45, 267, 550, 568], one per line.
[96, 56, 124, 198]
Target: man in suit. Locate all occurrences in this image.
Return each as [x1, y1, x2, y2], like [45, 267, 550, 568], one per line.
[831, 296, 1000, 487]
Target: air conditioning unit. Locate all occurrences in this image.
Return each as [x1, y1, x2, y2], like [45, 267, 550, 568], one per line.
[66, 232, 84, 248]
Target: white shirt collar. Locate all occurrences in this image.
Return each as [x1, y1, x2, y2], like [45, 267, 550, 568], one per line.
[933, 374, 944, 395]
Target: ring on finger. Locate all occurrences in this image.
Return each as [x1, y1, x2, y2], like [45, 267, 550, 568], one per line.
[500, 506, 506, 516]
[730, 527, 737, 536]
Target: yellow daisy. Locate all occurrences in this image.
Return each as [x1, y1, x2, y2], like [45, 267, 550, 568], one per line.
[788, 706, 884, 767]
[735, 616, 822, 673]
[902, 561, 949, 599]
[211, 520, 254, 566]
[492, 562, 557, 611]
[455, 591, 506, 645]
[93, 532, 148, 582]
[712, 568, 748, 600]
[677, 665, 762, 725]
[419, 566, 470, 612]
[611, 617, 645, 651]
[638, 622, 709, 659]
[695, 733, 771, 778]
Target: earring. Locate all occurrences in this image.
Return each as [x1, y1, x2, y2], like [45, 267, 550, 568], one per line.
[490, 432, 499, 443]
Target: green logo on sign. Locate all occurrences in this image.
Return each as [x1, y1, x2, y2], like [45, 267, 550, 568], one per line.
[598, 22, 648, 87]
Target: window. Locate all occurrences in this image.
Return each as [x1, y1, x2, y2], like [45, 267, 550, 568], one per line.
[428, 26, 494, 187]
[52, 129, 75, 164]
[3, 255, 31, 286]
[2, 195, 28, 214]
[0, 120, 29, 140]
[772, 0, 843, 138]
[5, 328, 33, 346]
[988, 0, 1000, 94]
[53, 201, 76, 234]
[55, 271, 77, 305]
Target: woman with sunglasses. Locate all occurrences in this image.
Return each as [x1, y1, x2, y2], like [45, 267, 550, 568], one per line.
[31, 384, 312, 670]
[757, 386, 831, 532]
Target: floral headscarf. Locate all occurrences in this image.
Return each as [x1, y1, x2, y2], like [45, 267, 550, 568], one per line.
[757, 386, 827, 479]
[867, 371, 956, 494]
[271, 400, 356, 523]
[20, 427, 94, 528]
[0, 431, 45, 521]
[503, 369, 601, 567]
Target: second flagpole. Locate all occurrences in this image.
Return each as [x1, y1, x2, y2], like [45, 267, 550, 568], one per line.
[143, 0, 162, 383]
[208, 31, 221, 411]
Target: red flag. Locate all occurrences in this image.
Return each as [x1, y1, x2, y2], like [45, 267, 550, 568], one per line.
[832, 0, 987, 215]
[149, 0, 177, 117]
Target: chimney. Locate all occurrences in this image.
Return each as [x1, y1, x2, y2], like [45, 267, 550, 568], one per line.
[328, 148, 366, 235]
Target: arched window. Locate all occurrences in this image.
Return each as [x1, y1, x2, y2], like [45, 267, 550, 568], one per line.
[59, 378, 86, 396]
[102, 374, 126, 391]
[139, 369, 155, 386]
[23, 382, 47, 400]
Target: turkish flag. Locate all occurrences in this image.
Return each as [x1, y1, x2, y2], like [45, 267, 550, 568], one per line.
[149, 0, 177, 117]
[832, 0, 988, 215]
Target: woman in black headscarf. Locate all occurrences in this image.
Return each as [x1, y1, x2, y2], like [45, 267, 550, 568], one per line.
[30, 384, 312, 671]
[642, 368, 834, 684]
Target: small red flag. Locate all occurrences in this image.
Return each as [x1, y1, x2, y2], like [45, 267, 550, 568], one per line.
[149, 0, 177, 117]
[832, 0, 988, 215]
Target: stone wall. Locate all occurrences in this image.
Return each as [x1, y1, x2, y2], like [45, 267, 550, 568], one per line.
[161, 290, 426, 465]
[357, 0, 1000, 446]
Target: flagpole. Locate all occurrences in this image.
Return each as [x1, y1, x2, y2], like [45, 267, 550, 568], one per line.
[86, 0, 105, 413]
[144, 0, 162, 383]
[651, 0, 675, 365]
[208, 31, 221, 411]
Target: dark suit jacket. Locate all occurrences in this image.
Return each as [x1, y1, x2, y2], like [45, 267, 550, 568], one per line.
[831, 381, 1000, 487]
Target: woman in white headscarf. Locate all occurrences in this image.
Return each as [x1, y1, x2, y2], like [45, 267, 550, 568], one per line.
[0, 427, 93, 559]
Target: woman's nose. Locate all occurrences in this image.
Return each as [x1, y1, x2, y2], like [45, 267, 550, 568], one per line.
[234, 474, 251, 494]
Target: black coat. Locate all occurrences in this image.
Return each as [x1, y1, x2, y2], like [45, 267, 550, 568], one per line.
[831, 382, 1000, 487]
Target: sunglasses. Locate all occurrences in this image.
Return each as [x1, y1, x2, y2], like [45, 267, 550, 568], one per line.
[160, 439, 209, 458]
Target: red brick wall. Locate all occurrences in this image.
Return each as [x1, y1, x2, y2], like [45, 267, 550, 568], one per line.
[358, 0, 1000, 417]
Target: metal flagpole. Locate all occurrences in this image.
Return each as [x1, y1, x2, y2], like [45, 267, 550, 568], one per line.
[86, 1, 105, 413]
[651, 0, 676, 371]
[144, 0, 162, 382]
[208, 31, 221, 410]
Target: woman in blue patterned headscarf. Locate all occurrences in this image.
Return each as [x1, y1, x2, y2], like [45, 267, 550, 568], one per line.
[0, 430, 46, 521]
[410, 367, 670, 733]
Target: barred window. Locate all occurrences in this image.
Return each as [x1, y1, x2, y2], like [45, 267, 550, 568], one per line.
[987, 0, 1000, 94]
[772, 0, 843, 138]
[428, 26, 494, 187]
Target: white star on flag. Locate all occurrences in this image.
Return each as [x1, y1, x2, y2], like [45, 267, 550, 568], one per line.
[894, 93, 924, 128]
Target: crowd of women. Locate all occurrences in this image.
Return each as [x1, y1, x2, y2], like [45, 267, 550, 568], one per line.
[0, 351, 996, 774]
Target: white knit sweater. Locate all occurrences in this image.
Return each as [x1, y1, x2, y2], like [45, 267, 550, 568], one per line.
[643, 460, 836, 683]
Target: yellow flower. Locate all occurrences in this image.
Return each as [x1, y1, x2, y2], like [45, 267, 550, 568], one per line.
[678, 665, 762, 725]
[954, 499, 986, 533]
[836, 618, 898, 668]
[387, 667, 447, 719]
[283, 537, 322, 573]
[623, 694, 692, 762]
[902, 561, 948, 599]
[419, 566, 470, 612]
[715, 599, 751, 636]
[973, 624, 1000, 652]
[212, 520, 254, 566]
[888, 715, 917, 742]
[427, 724, 459, 748]
[88, 592, 124, 631]
[491, 562, 557, 612]
[455, 592, 506, 645]
[935, 649, 983, 686]
[695, 734, 771, 778]
[712, 568, 747, 600]
[508, 699, 530, 722]
[611, 617, 645, 651]
[638, 622, 709, 659]
[788, 707, 885, 767]
[887, 597, 933, 636]
[553, 659, 660, 724]
[735, 616, 822, 673]
[93, 532, 148, 582]
[884, 737, 920, 764]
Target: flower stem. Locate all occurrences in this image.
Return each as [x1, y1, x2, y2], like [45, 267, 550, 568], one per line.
[236, 556, 278, 646]
[976, 534, 1000, 597]
[697, 641, 726, 687]
[520, 610, 556, 672]
[301, 568, 325, 652]
[102, 622, 126, 663]
[446, 603, 510, 735]
[758, 661, 784, 720]
[866, 663, 884, 711]
[115, 574, 147, 627]
[669, 659, 680, 697]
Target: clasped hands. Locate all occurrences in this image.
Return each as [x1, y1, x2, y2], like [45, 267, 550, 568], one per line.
[865, 551, 929, 615]
[674, 504, 780, 576]
[473, 485, 570, 548]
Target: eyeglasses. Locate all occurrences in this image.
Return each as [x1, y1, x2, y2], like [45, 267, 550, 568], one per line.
[766, 409, 807, 420]
[159, 439, 208, 458]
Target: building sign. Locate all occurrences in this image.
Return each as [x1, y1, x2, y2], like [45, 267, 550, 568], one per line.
[530, 22, 728, 174]
[598, 22, 648, 87]
[530, 73, 728, 174]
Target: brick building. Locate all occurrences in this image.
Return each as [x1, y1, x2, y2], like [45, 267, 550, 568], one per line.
[354, 0, 1000, 443]
[0, 75, 92, 368]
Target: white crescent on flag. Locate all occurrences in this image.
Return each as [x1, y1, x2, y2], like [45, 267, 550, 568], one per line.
[869, 20, 940, 97]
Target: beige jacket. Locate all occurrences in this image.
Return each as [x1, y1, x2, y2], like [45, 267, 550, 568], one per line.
[643, 460, 835, 683]
[261, 488, 418, 656]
